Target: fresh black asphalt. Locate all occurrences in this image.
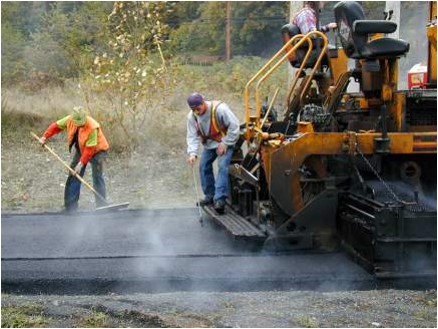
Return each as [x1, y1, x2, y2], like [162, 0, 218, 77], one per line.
[2, 208, 375, 294]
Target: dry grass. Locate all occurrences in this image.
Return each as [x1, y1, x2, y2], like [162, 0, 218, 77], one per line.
[2, 85, 81, 117]
[74, 310, 111, 328]
[1, 57, 289, 212]
[294, 315, 319, 328]
[1, 84, 195, 212]
[1, 303, 49, 328]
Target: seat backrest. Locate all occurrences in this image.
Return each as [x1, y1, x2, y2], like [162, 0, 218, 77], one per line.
[281, 23, 326, 69]
[334, 1, 367, 58]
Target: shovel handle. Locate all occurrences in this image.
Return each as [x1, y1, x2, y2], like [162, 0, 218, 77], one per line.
[30, 131, 106, 203]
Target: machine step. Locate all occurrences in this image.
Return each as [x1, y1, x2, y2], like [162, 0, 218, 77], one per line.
[203, 205, 266, 239]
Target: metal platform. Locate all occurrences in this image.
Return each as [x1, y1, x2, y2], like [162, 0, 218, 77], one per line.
[203, 205, 266, 239]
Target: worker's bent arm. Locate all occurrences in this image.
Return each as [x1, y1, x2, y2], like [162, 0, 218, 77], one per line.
[42, 115, 70, 139]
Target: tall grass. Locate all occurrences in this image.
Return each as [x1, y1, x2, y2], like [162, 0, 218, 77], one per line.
[174, 56, 290, 119]
[2, 56, 290, 153]
[1, 92, 46, 141]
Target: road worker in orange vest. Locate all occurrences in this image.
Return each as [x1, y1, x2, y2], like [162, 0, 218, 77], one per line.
[186, 93, 240, 214]
[39, 106, 109, 213]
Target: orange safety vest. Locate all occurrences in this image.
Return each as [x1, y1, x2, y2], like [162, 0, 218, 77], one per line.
[66, 116, 109, 155]
[194, 101, 227, 144]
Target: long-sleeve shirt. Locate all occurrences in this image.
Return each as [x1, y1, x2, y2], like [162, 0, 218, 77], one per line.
[293, 6, 331, 34]
[293, 7, 317, 34]
[43, 115, 99, 165]
[186, 101, 240, 157]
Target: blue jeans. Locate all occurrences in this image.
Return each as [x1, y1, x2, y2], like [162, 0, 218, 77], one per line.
[64, 147, 108, 211]
[199, 146, 233, 202]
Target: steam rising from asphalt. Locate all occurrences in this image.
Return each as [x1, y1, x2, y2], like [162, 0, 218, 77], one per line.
[82, 209, 373, 293]
[52, 209, 364, 293]
[3, 205, 435, 295]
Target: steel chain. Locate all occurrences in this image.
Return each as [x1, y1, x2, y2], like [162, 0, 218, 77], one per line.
[355, 142, 413, 205]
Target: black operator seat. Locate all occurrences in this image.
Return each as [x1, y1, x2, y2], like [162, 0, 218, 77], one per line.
[333, 1, 410, 59]
[281, 23, 328, 69]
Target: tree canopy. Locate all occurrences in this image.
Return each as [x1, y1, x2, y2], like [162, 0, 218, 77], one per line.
[2, 1, 427, 91]
[1, 1, 289, 85]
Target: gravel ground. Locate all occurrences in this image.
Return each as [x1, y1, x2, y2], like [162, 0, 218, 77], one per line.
[2, 289, 436, 328]
[1, 134, 195, 213]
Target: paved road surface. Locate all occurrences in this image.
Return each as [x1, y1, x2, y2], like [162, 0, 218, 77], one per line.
[2, 208, 373, 294]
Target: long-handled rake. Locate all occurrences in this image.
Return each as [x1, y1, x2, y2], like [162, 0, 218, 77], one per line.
[31, 132, 129, 212]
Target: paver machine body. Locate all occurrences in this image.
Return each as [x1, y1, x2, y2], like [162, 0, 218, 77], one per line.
[204, 1, 437, 278]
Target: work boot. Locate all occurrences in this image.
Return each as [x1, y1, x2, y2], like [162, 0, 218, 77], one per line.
[199, 196, 213, 207]
[214, 199, 226, 215]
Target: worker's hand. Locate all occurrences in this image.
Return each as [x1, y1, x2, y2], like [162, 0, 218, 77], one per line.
[72, 162, 84, 175]
[187, 155, 197, 166]
[216, 143, 227, 156]
[327, 22, 337, 30]
[39, 136, 47, 146]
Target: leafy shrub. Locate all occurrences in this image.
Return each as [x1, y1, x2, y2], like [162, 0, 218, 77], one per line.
[87, 2, 174, 152]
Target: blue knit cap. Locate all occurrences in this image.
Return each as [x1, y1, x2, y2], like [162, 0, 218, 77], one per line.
[187, 93, 204, 109]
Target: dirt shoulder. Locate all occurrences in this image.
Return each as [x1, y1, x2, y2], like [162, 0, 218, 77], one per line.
[2, 290, 436, 328]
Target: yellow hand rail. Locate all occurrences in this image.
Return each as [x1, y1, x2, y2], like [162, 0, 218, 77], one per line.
[255, 34, 318, 127]
[285, 31, 329, 118]
[244, 33, 311, 141]
[298, 31, 329, 106]
[261, 87, 280, 128]
[244, 31, 329, 142]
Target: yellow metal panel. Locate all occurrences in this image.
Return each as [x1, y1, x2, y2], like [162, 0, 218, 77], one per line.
[427, 23, 437, 83]
[297, 122, 314, 133]
[329, 48, 349, 83]
[358, 98, 369, 110]
[388, 92, 405, 132]
[268, 131, 436, 215]
[270, 131, 436, 177]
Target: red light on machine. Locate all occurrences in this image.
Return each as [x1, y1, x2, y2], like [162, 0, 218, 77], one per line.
[408, 63, 428, 89]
